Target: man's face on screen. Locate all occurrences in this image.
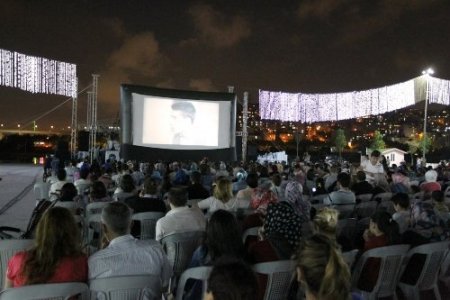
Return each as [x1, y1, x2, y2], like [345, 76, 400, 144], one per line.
[170, 110, 192, 134]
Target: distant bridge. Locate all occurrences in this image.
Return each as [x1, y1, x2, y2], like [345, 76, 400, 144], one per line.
[0, 129, 63, 136]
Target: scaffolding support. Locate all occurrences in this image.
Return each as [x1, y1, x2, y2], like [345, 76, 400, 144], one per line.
[88, 74, 99, 163]
[242, 91, 249, 162]
[70, 96, 78, 158]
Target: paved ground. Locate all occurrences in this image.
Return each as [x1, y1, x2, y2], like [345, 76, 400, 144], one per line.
[0, 164, 43, 232]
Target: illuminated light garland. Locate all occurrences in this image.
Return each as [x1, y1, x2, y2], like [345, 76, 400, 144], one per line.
[0, 48, 77, 97]
[259, 77, 450, 123]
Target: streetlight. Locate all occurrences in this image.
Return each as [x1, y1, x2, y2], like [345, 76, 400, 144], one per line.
[421, 67, 434, 164]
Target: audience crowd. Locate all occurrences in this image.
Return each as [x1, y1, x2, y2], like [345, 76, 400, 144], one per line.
[3, 152, 450, 299]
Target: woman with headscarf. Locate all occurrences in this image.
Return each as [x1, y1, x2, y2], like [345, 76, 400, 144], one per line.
[261, 181, 311, 257]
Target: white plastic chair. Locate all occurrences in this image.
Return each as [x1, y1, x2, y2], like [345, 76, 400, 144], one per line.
[353, 201, 378, 219]
[342, 249, 359, 269]
[242, 226, 260, 244]
[85, 202, 109, 219]
[54, 201, 79, 214]
[0, 282, 89, 300]
[252, 260, 296, 300]
[333, 204, 355, 219]
[356, 193, 374, 202]
[176, 266, 212, 300]
[0, 239, 33, 288]
[351, 244, 410, 300]
[132, 212, 165, 240]
[89, 275, 162, 300]
[373, 192, 393, 203]
[160, 231, 205, 277]
[398, 241, 450, 300]
[439, 250, 450, 290]
[33, 181, 50, 201]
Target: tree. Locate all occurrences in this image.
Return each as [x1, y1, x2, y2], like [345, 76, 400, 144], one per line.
[419, 134, 432, 156]
[406, 139, 420, 166]
[334, 128, 347, 161]
[371, 130, 385, 151]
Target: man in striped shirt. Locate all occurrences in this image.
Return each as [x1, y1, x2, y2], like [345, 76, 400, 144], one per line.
[88, 202, 172, 296]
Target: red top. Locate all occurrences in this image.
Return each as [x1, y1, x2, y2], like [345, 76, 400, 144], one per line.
[420, 182, 441, 193]
[7, 251, 88, 287]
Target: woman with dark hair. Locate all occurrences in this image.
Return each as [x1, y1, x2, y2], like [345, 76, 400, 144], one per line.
[113, 174, 136, 201]
[186, 210, 245, 299]
[89, 181, 112, 202]
[58, 182, 78, 202]
[4, 207, 87, 288]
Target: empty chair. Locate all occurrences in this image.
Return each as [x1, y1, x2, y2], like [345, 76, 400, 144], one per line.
[353, 201, 378, 219]
[356, 193, 374, 202]
[89, 275, 162, 300]
[398, 241, 450, 300]
[132, 212, 165, 240]
[252, 260, 296, 300]
[160, 231, 205, 277]
[0, 239, 33, 288]
[176, 266, 212, 300]
[33, 181, 50, 201]
[0, 282, 89, 300]
[351, 244, 410, 300]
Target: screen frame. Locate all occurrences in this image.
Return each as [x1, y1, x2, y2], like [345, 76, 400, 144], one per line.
[120, 84, 237, 162]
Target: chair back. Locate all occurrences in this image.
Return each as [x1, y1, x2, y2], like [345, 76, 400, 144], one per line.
[352, 244, 410, 299]
[310, 194, 328, 204]
[252, 260, 296, 300]
[0, 239, 33, 287]
[160, 231, 205, 276]
[333, 204, 355, 219]
[85, 202, 109, 219]
[33, 181, 50, 200]
[0, 282, 89, 300]
[337, 218, 357, 248]
[132, 212, 165, 240]
[176, 266, 212, 300]
[242, 226, 260, 244]
[378, 200, 396, 215]
[373, 192, 393, 203]
[356, 193, 373, 202]
[54, 201, 79, 214]
[89, 275, 162, 300]
[342, 249, 359, 269]
[353, 201, 378, 219]
[76, 183, 91, 196]
[401, 241, 449, 292]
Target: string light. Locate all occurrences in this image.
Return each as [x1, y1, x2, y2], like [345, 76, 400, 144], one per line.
[0, 48, 77, 97]
[258, 77, 444, 123]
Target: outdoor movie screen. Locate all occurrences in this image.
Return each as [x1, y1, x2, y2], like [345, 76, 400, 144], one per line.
[131, 93, 232, 150]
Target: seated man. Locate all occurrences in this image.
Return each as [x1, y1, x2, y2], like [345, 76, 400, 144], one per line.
[155, 187, 206, 241]
[351, 171, 374, 195]
[323, 172, 356, 206]
[49, 168, 68, 201]
[88, 202, 172, 294]
[360, 150, 385, 186]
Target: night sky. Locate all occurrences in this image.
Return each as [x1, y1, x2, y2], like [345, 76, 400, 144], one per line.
[1, 0, 449, 129]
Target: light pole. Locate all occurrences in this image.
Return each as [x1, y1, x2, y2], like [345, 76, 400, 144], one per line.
[421, 67, 434, 164]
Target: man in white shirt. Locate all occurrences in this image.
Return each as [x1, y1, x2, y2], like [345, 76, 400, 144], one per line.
[48, 169, 68, 201]
[360, 150, 385, 186]
[89, 202, 172, 295]
[155, 188, 206, 241]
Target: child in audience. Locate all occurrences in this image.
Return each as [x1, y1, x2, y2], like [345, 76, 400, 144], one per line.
[391, 193, 411, 234]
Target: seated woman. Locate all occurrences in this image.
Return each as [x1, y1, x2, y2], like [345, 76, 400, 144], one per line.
[197, 178, 237, 214]
[113, 174, 136, 201]
[186, 210, 245, 300]
[4, 207, 87, 288]
[89, 181, 112, 203]
[295, 234, 358, 300]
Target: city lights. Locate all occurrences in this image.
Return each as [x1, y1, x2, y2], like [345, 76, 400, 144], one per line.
[0, 48, 77, 97]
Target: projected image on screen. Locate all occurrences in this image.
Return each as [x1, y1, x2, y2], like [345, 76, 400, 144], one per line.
[142, 98, 219, 146]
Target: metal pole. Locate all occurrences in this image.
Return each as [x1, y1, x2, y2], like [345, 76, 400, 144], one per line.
[423, 76, 429, 163]
[242, 92, 249, 162]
